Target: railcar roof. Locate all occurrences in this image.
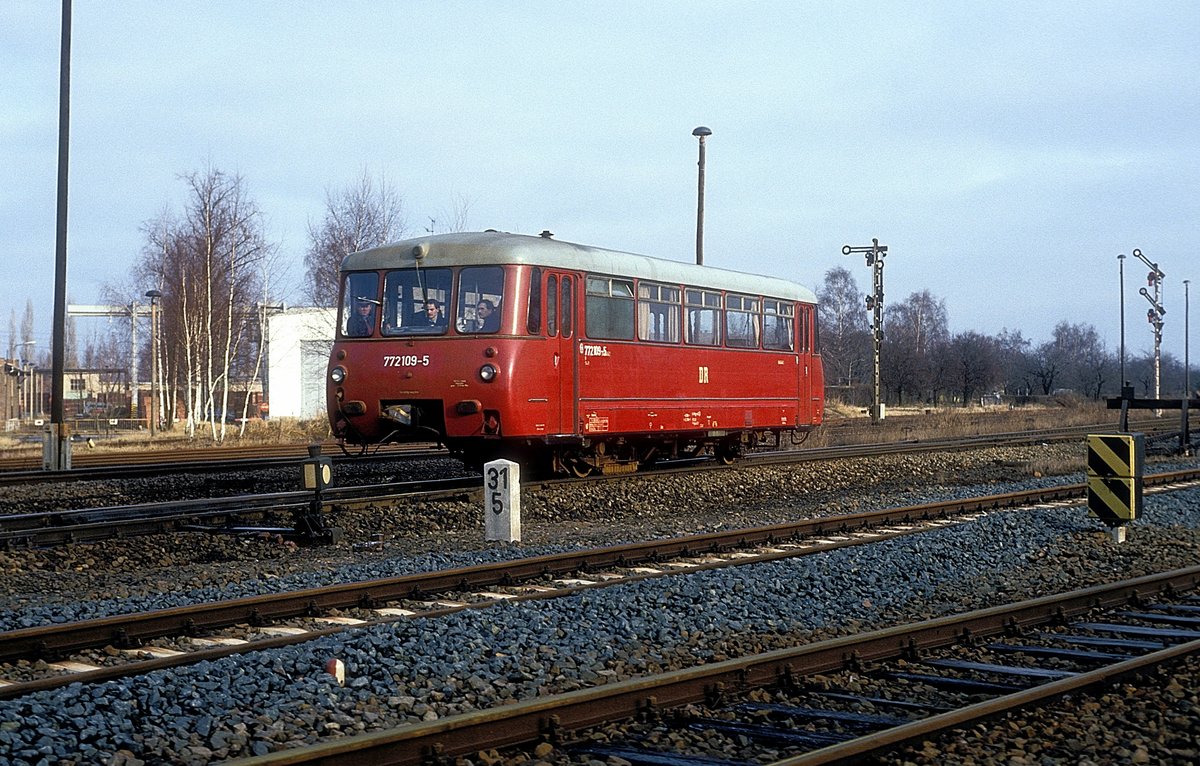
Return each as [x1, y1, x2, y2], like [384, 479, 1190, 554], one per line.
[343, 231, 817, 303]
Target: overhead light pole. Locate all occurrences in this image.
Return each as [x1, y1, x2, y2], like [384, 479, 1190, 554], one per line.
[19, 340, 35, 420]
[145, 289, 161, 436]
[1118, 253, 1126, 389]
[1186, 279, 1191, 398]
[48, 0, 73, 470]
[692, 126, 711, 266]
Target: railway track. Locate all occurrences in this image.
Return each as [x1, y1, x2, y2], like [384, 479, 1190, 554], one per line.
[0, 442, 447, 487]
[215, 567, 1200, 766]
[0, 422, 1179, 548]
[3, 469, 1197, 702]
[0, 475, 481, 547]
[0, 417, 1179, 482]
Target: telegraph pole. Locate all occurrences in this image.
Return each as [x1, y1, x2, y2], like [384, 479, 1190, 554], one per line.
[843, 238, 888, 423]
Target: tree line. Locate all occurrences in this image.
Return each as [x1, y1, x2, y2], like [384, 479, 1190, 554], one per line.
[818, 266, 1194, 408]
[6, 166, 450, 439]
[6, 163, 1191, 439]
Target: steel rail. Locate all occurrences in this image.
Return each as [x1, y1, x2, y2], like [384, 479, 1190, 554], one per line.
[2, 468, 1197, 694]
[772, 637, 1200, 765]
[0, 443, 448, 486]
[0, 476, 481, 547]
[220, 566, 1200, 765]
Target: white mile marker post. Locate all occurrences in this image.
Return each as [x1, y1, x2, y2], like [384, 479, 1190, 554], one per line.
[484, 458, 521, 542]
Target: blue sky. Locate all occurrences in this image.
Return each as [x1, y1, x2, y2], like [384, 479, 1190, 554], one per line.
[2, 2, 1197, 365]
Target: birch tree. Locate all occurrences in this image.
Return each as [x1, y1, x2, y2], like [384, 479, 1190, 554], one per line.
[138, 168, 273, 440]
[817, 266, 871, 394]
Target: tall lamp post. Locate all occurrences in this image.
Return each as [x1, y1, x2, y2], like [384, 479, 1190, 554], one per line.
[145, 289, 161, 436]
[692, 126, 711, 266]
[1186, 279, 1192, 398]
[1118, 253, 1126, 389]
[19, 340, 35, 421]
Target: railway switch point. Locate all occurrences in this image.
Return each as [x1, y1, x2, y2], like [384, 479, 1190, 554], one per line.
[294, 444, 343, 545]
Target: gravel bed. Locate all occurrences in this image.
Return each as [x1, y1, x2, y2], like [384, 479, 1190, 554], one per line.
[0, 444, 1197, 765]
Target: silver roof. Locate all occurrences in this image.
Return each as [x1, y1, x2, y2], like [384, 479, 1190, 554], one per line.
[342, 231, 817, 303]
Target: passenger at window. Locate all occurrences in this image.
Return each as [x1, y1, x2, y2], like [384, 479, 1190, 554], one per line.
[411, 299, 446, 328]
[475, 299, 500, 332]
[346, 298, 377, 337]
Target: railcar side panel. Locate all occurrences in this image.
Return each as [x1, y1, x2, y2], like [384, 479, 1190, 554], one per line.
[574, 340, 802, 435]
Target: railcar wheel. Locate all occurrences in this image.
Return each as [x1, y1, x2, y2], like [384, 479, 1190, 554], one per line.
[569, 460, 594, 478]
[714, 443, 740, 465]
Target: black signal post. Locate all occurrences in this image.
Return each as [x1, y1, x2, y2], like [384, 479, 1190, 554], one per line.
[843, 238, 888, 424]
[1134, 248, 1165, 407]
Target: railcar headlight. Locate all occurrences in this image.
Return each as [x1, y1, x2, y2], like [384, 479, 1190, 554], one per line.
[479, 363, 498, 382]
[330, 366, 346, 384]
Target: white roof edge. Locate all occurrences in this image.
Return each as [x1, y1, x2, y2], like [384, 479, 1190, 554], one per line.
[342, 231, 817, 303]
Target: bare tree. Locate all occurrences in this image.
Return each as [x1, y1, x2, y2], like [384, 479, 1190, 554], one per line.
[137, 168, 274, 439]
[436, 193, 473, 233]
[947, 331, 1001, 405]
[303, 170, 407, 306]
[6, 310, 15, 362]
[883, 290, 949, 405]
[817, 267, 870, 396]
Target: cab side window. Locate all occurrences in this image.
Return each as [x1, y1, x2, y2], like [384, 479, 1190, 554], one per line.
[459, 266, 505, 333]
[341, 272, 381, 338]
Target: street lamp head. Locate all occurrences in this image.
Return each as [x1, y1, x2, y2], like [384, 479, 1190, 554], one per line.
[692, 126, 712, 138]
[144, 289, 162, 300]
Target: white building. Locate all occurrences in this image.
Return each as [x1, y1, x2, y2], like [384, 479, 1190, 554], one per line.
[266, 307, 336, 419]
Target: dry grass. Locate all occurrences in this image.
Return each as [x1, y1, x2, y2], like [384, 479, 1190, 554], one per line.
[808, 400, 1117, 448]
[0, 417, 333, 457]
[2, 401, 1122, 459]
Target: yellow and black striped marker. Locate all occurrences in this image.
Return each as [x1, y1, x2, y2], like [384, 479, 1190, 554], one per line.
[1086, 433, 1144, 524]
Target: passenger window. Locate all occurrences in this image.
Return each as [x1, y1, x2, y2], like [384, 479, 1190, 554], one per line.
[811, 307, 820, 353]
[379, 268, 450, 335]
[637, 283, 681, 343]
[684, 289, 721, 346]
[547, 275, 558, 337]
[725, 294, 761, 349]
[585, 276, 635, 340]
[561, 276, 573, 338]
[341, 272, 381, 338]
[526, 267, 542, 335]
[763, 299, 794, 351]
[458, 266, 505, 333]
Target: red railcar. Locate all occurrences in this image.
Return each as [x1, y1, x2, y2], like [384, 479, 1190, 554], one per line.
[328, 231, 824, 475]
